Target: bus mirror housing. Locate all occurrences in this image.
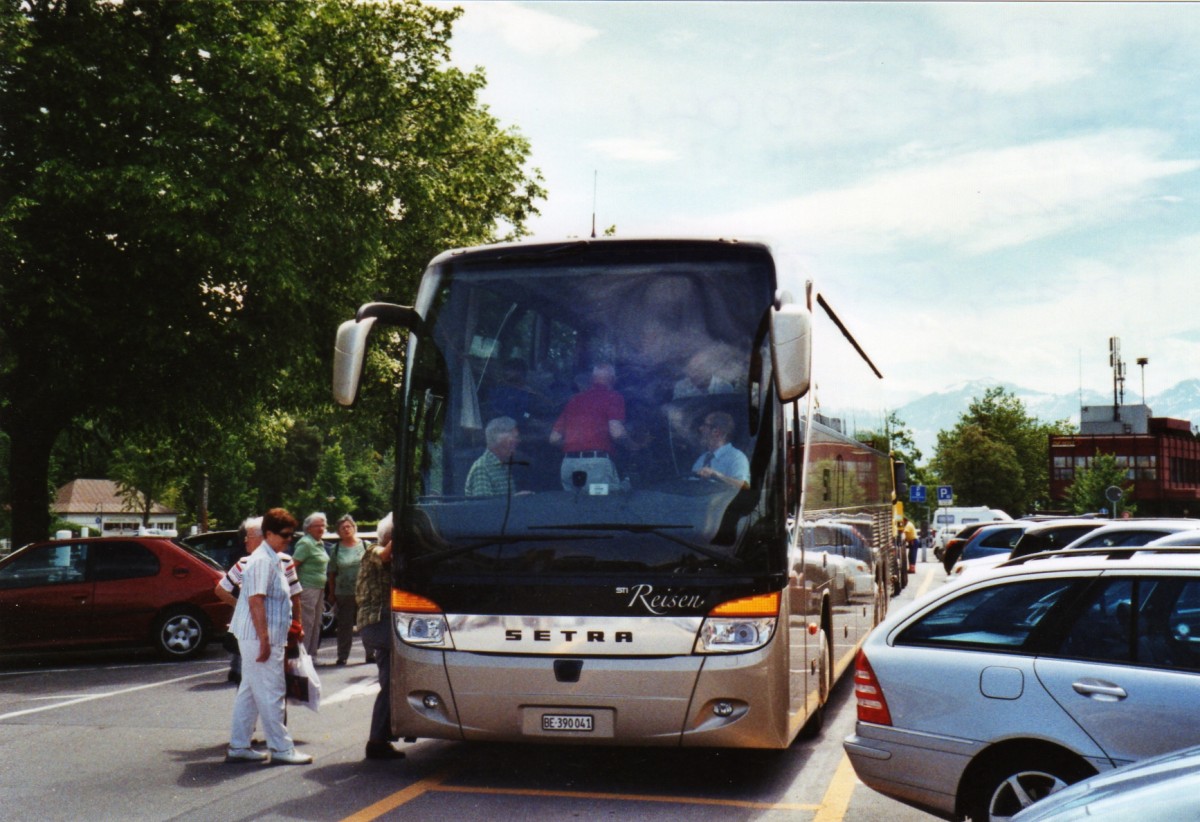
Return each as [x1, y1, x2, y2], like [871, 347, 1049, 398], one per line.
[770, 301, 812, 403]
[333, 302, 424, 407]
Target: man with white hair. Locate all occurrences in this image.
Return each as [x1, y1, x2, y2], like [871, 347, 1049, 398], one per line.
[465, 416, 526, 497]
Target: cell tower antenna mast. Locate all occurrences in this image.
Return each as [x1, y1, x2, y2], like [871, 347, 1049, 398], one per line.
[1109, 336, 1126, 421]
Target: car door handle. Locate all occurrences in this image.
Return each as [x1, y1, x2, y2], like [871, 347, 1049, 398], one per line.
[1072, 678, 1127, 701]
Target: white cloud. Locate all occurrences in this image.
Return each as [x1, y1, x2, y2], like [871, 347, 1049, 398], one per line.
[922, 53, 1093, 95]
[450, 2, 599, 57]
[586, 138, 677, 164]
[686, 130, 1200, 255]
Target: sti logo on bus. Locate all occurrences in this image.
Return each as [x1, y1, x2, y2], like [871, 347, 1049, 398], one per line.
[620, 584, 706, 615]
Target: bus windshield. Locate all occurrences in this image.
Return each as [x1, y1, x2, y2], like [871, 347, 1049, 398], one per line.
[401, 241, 782, 579]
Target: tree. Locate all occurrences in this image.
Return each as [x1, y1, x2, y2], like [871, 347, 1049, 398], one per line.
[932, 387, 1072, 516]
[109, 432, 183, 526]
[1066, 453, 1136, 517]
[0, 0, 544, 545]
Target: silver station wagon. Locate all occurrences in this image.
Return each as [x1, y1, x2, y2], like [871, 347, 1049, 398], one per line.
[844, 546, 1200, 821]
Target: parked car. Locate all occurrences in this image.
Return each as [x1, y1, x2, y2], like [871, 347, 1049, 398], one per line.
[844, 545, 1200, 821]
[939, 521, 998, 572]
[932, 507, 1011, 556]
[1061, 519, 1200, 551]
[1013, 743, 1200, 822]
[950, 519, 1107, 582]
[0, 536, 232, 659]
[946, 521, 1035, 580]
[180, 529, 243, 570]
[1145, 530, 1200, 547]
[1009, 518, 1107, 560]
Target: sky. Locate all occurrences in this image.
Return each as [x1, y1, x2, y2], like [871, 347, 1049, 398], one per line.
[434, 2, 1200, 407]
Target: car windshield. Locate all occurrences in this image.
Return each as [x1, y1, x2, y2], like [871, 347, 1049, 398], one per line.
[400, 242, 780, 576]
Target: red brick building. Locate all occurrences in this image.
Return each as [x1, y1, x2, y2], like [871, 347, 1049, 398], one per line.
[1050, 405, 1200, 517]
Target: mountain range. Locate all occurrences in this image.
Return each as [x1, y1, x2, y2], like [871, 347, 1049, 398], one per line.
[895, 378, 1200, 460]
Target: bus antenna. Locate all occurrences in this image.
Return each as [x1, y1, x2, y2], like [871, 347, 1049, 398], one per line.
[591, 170, 598, 239]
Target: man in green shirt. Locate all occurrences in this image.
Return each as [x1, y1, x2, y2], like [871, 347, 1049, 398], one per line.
[292, 512, 329, 659]
[465, 417, 528, 497]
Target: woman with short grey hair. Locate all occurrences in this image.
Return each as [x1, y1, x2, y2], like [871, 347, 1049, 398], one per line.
[291, 511, 329, 660]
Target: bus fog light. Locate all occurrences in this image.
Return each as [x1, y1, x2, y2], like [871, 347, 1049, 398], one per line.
[713, 701, 735, 717]
[423, 694, 441, 709]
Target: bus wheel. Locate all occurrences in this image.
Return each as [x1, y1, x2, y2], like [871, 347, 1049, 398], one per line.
[799, 628, 831, 739]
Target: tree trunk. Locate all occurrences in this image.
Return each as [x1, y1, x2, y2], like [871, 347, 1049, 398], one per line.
[8, 412, 64, 547]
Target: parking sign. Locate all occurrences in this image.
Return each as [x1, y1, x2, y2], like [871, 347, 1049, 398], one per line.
[937, 485, 953, 505]
[909, 485, 927, 504]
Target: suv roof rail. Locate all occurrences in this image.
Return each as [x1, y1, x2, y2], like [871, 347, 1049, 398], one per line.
[1002, 544, 1200, 567]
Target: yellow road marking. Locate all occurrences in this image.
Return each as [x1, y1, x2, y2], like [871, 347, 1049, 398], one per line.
[813, 754, 858, 822]
[341, 769, 822, 820]
[339, 769, 453, 822]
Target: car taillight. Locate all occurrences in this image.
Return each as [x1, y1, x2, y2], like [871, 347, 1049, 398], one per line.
[854, 651, 892, 726]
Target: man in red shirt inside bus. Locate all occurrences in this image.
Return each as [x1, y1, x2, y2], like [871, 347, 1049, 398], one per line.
[550, 363, 627, 491]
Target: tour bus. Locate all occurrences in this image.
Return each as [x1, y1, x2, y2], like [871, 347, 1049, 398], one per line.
[333, 238, 895, 748]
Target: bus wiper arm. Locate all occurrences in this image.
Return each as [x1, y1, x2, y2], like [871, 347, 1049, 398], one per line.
[529, 523, 743, 569]
[411, 533, 612, 566]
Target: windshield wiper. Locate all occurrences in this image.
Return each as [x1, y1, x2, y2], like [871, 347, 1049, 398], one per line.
[529, 523, 743, 569]
[411, 533, 612, 566]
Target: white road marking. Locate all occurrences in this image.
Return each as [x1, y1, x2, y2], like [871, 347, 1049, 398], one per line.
[0, 669, 218, 720]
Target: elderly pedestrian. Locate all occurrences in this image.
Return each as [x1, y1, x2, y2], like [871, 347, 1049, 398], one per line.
[328, 514, 366, 665]
[292, 511, 329, 660]
[356, 512, 405, 760]
[225, 507, 311, 765]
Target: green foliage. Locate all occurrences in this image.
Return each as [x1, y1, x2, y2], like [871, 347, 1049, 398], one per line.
[932, 387, 1072, 516]
[109, 430, 184, 525]
[0, 0, 543, 545]
[1066, 453, 1136, 517]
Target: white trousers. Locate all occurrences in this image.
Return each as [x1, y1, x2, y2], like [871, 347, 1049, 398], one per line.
[229, 638, 293, 752]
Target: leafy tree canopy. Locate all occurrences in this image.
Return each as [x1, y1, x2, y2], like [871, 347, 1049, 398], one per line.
[0, 0, 544, 544]
[1067, 453, 1136, 517]
[932, 387, 1072, 516]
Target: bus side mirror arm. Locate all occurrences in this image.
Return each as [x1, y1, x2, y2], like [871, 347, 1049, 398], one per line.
[770, 300, 812, 403]
[333, 302, 425, 407]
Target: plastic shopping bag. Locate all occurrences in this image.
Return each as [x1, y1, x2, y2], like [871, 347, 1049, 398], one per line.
[285, 645, 322, 712]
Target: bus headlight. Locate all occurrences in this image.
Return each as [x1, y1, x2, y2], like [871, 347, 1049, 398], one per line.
[393, 612, 454, 648]
[694, 591, 779, 654]
[694, 617, 777, 653]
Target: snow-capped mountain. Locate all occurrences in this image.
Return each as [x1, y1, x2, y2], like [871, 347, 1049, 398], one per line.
[896, 379, 1200, 459]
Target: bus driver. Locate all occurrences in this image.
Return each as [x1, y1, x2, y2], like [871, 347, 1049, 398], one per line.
[693, 411, 749, 490]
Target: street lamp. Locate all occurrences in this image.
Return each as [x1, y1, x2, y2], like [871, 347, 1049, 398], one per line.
[1136, 357, 1149, 404]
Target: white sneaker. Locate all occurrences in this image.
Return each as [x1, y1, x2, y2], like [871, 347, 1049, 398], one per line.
[270, 748, 313, 765]
[225, 747, 267, 763]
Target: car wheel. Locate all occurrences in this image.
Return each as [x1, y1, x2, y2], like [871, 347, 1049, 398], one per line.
[321, 597, 337, 635]
[799, 628, 831, 739]
[155, 608, 208, 660]
[966, 750, 1093, 821]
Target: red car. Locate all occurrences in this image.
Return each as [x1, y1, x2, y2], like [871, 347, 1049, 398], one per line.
[0, 536, 233, 660]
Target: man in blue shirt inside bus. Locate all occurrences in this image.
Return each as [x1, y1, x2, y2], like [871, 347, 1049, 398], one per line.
[693, 411, 750, 490]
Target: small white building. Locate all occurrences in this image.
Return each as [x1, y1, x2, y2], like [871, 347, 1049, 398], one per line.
[52, 479, 178, 536]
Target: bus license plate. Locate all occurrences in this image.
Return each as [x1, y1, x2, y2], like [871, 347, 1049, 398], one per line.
[541, 714, 593, 732]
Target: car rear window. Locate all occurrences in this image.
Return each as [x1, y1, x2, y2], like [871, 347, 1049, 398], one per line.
[898, 578, 1079, 650]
